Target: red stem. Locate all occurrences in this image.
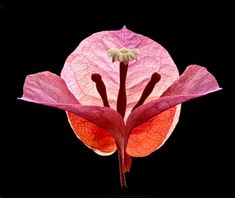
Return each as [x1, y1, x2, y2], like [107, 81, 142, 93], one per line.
[118, 152, 127, 188]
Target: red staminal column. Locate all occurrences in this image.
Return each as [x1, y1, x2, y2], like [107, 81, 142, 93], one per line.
[116, 62, 128, 118]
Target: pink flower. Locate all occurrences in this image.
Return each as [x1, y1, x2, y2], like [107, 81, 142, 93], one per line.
[19, 26, 221, 188]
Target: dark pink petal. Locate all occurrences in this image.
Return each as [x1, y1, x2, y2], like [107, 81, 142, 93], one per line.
[61, 26, 179, 119]
[126, 65, 221, 145]
[19, 72, 126, 159]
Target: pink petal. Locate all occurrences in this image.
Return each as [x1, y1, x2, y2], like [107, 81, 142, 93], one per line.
[19, 72, 126, 157]
[61, 26, 179, 119]
[20, 71, 79, 105]
[126, 65, 221, 147]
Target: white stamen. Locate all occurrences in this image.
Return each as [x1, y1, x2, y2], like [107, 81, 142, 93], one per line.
[107, 48, 139, 64]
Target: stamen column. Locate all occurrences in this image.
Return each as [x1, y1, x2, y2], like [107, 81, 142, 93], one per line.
[117, 62, 128, 117]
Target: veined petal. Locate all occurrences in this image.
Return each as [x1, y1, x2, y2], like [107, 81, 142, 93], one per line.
[61, 26, 179, 120]
[20, 71, 79, 105]
[126, 65, 221, 156]
[126, 106, 180, 157]
[19, 71, 125, 156]
[67, 112, 116, 155]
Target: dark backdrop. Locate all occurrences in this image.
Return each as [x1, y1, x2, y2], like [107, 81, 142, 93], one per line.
[2, 1, 233, 197]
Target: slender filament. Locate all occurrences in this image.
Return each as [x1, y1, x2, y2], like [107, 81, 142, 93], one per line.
[132, 72, 161, 111]
[91, 73, 110, 107]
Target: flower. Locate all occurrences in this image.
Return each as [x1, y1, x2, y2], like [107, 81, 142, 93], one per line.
[19, 26, 221, 188]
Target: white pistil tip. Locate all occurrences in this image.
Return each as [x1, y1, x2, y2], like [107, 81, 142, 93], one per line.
[107, 48, 139, 64]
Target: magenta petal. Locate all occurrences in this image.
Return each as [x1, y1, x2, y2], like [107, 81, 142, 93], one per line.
[126, 65, 221, 133]
[20, 71, 79, 105]
[19, 72, 126, 159]
[161, 65, 221, 97]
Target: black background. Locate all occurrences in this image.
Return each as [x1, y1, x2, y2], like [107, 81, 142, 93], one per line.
[2, 1, 233, 197]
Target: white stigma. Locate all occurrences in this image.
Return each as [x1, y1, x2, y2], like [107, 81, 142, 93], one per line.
[107, 48, 139, 64]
